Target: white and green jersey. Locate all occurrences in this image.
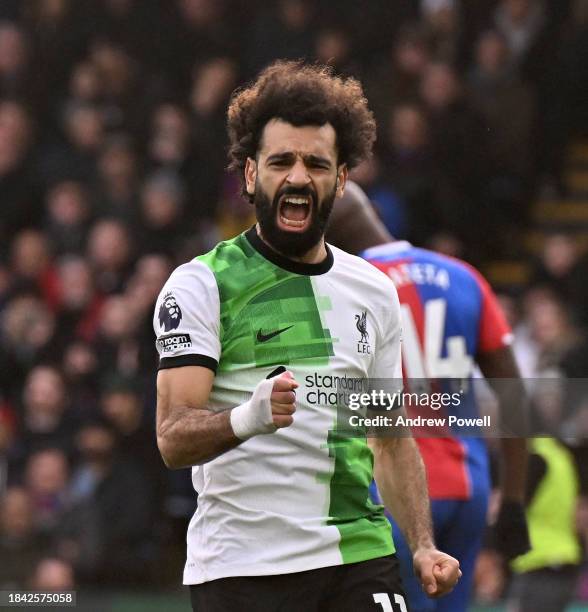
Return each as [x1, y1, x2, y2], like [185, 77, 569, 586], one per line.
[153, 227, 402, 585]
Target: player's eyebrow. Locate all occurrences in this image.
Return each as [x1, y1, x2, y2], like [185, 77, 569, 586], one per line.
[265, 152, 295, 164]
[304, 154, 332, 168]
[265, 152, 332, 168]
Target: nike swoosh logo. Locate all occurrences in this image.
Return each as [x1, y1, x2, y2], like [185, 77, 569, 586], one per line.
[256, 325, 294, 343]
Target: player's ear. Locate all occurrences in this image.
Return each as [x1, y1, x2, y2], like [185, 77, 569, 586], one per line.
[336, 164, 348, 197]
[245, 157, 257, 197]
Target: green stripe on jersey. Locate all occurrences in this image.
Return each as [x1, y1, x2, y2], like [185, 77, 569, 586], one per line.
[323, 427, 394, 563]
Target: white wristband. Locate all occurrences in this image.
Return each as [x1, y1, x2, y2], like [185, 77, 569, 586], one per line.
[230, 378, 277, 440]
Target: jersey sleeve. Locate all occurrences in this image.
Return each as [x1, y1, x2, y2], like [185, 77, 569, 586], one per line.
[371, 279, 403, 380]
[472, 269, 513, 354]
[153, 260, 221, 372]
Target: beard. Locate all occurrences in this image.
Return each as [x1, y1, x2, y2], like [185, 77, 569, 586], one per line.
[254, 181, 337, 258]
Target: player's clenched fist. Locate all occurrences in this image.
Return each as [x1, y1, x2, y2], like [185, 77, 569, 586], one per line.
[414, 547, 461, 598]
[230, 371, 298, 440]
[270, 371, 298, 428]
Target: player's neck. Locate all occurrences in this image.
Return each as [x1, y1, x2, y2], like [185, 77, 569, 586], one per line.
[291, 238, 328, 264]
[256, 224, 328, 265]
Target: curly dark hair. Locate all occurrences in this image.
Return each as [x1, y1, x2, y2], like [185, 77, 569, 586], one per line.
[227, 60, 376, 199]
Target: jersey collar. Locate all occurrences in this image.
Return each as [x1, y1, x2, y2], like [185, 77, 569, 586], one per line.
[245, 226, 334, 276]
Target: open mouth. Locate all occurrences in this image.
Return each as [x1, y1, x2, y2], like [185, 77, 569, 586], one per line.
[277, 194, 312, 232]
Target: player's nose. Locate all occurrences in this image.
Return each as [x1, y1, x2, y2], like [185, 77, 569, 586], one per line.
[286, 159, 310, 187]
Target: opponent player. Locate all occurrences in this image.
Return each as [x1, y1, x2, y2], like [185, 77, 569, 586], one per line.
[327, 182, 530, 612]
[154, 62, 460, 611]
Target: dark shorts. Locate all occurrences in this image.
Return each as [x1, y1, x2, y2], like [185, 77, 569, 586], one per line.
[507, 565, 580, 612]
[190, 554, 410, 612]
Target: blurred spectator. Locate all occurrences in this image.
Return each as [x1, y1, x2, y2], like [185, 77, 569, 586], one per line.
[536, 236, 588, 330]
[380, 103, 436, 244]
[12, 367, 75, 467]
[513, 289, 580, 379]
[469, 27, 516, 90]
[0, 99, 32, 172]
[420, 0, 460, 61]
[530, 234, 581, 300]
[87, 39, 143, 132]
[314, 26, 359, 76]
[189, 56, 236, 121]
[68, 60, 103, 105]
[558, 0, 588, 138]
[40, 101, 105, 185]
[164, 0, 238, 89]
[531, 374, 568, 435]
[60, 342, 100, 426]
[188, 60, 236, 219]
[0, 487, 48, 588]
[468, 29, 536, 232]
[493, 0, 547, 72]
[24, 448, 69, 536]
[54, 256, 104, 344]
[64, 102, 104, 161]
[246, 0, 315, 76]
[124, 253, 171, 319]
[87, 218, 132, 294]
[427, 231, 464, 259]
[44, 180, 91, 255]
[9, 229, 60, 308]
[148, 100, 224, 221]
[0, 263, 12, 308]
[138, 170, 186, 258]
[89, 0, 151, 60]
[59, 420, 155, 585]
[94, 294, 141, 378]
[0, 100, 39, 258]
[0, 296, 58, 400]
[323, 0, 418, 63]
[89, 39, 131, 103]
[99, 376, 163, 498]
[29, 557, 75, 591]
[0, 401, 16, 492]
[94, 134, 139, 222]
[125, 254, 174, 376]
[148, 103, 192, 170]
[23, 0, 88, 116]
[420, 60, 492, 260]
[0, 21, 30, 98]
[366, 23, 431, 129]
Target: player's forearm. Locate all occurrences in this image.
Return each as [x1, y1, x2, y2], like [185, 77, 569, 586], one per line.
[477, 348, 529, 502]
[488, 377, 528, 502]
[157, 407, 240, 468]
[372, 436, 434, 553]
[499, 438, 528, 502]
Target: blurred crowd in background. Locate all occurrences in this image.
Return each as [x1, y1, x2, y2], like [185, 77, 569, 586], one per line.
[1, 0, 588, 604]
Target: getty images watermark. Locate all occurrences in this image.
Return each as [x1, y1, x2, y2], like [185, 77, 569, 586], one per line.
[347, 388, 491, 430]
[325, 377, 555, 438]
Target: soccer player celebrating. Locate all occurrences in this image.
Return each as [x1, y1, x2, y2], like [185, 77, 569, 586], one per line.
[327, 182, 530, 612]
[154, 62, 460, 611]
